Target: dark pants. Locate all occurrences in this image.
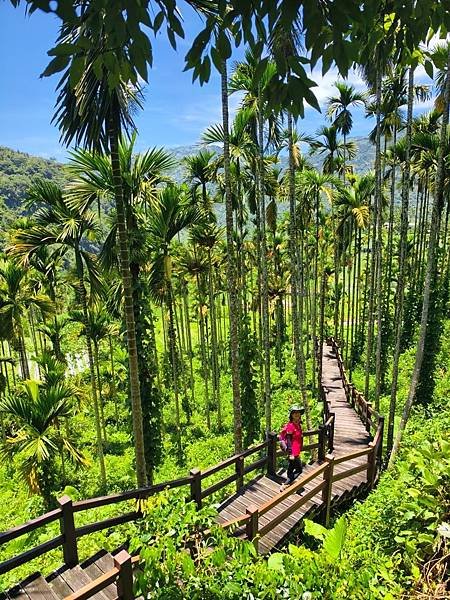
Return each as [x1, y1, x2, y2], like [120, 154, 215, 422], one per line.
[287, 456, 302, 483]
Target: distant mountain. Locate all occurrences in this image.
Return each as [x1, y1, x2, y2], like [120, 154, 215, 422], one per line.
[0, 137, 376, 213]
[0, 146, 66, 210]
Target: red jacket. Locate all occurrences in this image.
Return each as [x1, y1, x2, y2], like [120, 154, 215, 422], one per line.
[280, 421, 303, 456]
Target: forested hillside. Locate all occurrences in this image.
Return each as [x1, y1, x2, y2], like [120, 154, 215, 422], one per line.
[0, 138, 376, 212]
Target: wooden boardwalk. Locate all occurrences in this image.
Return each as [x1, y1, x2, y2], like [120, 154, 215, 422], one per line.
[1, 339, 384, 599]
[216, 341, 373, 554]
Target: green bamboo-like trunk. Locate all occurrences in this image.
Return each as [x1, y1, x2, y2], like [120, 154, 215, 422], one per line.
[93, 340, 107, 443]
[76, 255, 106, 491]
[108, 107, 147, 486]
[387, 67, 414, 456]
[258, 106, 272, 432]
[288, 113, 312, 429]
[221, 59, 242, 452]
[365, 64, 382, 402]
[207, 249, 221, 428]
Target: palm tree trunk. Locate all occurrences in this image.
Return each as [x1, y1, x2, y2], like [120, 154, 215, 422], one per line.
[373, 64, 384, 412]
[93, 340, 107, 443]
[182, 289, 196, 418]
[76, 257, 106, 491]
[196, 273, 211, 429]
[387, 67, 414, 457]
[18, 329, 30, 380]
[167, 282, 183, 459]
[108, 334, 119, 422]
[288, 112, 312, 429]
[108, 106, 147, 486]
[207, 249, 221, 428]
[365, 64, 382, 402]
[389, 49, 450, 466]
[258, 105, 272, 432]
[221, 59, 242, 452]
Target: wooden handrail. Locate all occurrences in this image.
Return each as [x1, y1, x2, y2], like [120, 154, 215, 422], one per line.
[63, 549, 134, 600]
[259, 463, 327, 517]
[221, 513, 251, 530]
[64, 567, 120, 600]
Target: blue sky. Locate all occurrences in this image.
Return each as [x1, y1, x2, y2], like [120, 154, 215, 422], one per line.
[0, 3, 436, 162]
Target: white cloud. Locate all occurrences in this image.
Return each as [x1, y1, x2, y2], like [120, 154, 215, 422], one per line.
[304, 66, 366, 111]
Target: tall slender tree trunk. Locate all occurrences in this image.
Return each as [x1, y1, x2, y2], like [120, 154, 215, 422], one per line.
[365, 64, 382, 402]
[258, 106, 272, 432]
[288, 112, 312, 429]
[167, 283, 183, 459]
[387, 67, 414, 456]
[389, 50, 450, 466]
[18, 329, 30, 380]
[93, 340, 107, 443]
[207, 249, 221, 428]
[108, 334, 119, 422]
[373, 65, 384, 412]
[108, 106, 147, 486]
[221, 60, 242, 452]
[76, 258, 106, 491]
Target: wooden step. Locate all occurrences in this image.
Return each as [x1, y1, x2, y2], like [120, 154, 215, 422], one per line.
[10, 575, 59, 600]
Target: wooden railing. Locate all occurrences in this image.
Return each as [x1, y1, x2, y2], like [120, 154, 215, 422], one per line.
[327, 337, 385, 464]
[0, 425, 332, 580]
[219, 338, 385, 551]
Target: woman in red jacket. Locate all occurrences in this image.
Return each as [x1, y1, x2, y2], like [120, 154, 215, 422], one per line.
[279, 404, 304, 488]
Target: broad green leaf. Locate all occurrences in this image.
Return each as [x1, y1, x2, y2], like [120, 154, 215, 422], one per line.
[69, 56, 86, 88]
[323, 516, 347, 561]
[267, 552, 285, 571]
[304, 519, 327, 541]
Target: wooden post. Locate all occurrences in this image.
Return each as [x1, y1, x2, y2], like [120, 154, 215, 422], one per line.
[350, 385, 356, 407]
[246, 504, 259, 552]
[266, 432, 277, 477]
[190, 468, 202, 510]
[377, 416, 385, 466]
[367, 443, 377, 489]
[365, 402, 372, 433]
[318, 425, 326, 463]
[114, 550, 134, 600]
[321, 454, 334, 527]
[236, 455, 244, 491]
[321, 387, 328, 420]
[58, 495, 78, 567]
[328, 413, 335, 452]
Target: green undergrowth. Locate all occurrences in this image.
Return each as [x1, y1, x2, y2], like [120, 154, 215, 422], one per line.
[127, 408, 450, 599]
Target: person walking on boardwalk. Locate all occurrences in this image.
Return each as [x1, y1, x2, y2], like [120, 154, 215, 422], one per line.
[279, 404, 304, 489]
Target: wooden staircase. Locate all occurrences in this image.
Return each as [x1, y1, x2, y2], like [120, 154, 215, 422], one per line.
[2, 550, 134, 600]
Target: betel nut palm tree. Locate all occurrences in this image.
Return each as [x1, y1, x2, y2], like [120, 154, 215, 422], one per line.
[0, 258, 54, 380]
[0, 377, 88, 508]
[8, 180, 108, 490]
[66, 135, 175, 482]
[147, 184, 204, 460]
[40, 8, 149, 485]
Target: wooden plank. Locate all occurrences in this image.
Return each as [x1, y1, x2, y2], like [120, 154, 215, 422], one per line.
[20, 575, 60, 600]
[88, 553, 114, 574]
[82, 564, 117, 600]
[8, 584, 31, 600]
[59, 565, 110, 600]
[48, 574, 73, 599]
